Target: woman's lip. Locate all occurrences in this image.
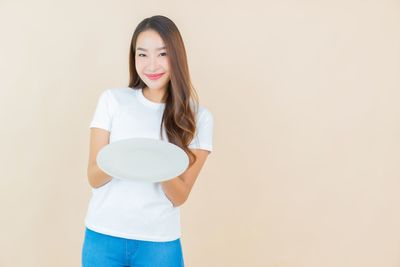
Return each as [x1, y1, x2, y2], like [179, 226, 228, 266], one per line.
[145, 73, 164, 77]
[145, 73, 164, 80]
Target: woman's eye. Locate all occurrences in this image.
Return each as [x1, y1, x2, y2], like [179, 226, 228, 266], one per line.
[137, 53, 167, 57]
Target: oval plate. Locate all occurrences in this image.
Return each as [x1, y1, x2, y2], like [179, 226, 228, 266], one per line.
[96, 137, 189, 182]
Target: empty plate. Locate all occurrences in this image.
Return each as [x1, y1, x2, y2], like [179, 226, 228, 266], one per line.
[96, 137, 189, 183]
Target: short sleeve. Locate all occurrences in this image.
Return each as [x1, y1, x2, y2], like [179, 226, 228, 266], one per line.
[188, 108, 214, 153]
[89, 89, 114, 131]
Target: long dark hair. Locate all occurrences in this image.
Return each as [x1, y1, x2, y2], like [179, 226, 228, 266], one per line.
[128, 15, 200, 167]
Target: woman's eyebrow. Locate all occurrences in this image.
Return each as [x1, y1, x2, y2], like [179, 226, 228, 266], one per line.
[136, 47, 166, 51]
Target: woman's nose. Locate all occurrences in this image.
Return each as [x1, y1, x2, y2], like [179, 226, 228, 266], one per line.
[148, 56, 159, 69]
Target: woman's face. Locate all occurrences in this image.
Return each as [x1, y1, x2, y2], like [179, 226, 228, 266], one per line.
[135, 30, 170, 90]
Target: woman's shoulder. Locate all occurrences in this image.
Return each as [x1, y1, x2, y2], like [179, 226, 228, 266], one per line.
[191, 102, 213, 124]
[103, 87, 213, 120]
[198, 105, 212, 117]
[106, 87, 134, 98]
[103, 87, 137, 106]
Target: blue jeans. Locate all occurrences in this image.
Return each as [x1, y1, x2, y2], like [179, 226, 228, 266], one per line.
[82, 227, 185, 267]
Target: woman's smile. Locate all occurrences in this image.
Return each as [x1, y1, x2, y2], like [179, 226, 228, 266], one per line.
[145, 73, 165, 80]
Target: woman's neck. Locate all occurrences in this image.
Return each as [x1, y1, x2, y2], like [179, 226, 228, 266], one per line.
[142, 86, 167, 103]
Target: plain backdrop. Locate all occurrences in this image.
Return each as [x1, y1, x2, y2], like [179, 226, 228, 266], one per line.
[1, 0, 399, 266]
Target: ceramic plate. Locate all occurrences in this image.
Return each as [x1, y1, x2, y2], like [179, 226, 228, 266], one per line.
[96, 137, 189, 182]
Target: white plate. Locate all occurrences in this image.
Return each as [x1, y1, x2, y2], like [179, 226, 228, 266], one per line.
[96, 137, 189, 183]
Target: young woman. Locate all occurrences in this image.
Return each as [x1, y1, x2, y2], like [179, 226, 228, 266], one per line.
[81, 15, 214, 267]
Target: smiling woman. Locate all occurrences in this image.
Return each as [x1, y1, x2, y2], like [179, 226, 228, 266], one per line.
[82, 15, 214, 267]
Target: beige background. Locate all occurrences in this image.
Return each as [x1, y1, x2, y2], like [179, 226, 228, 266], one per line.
[1, 0, 399, 266]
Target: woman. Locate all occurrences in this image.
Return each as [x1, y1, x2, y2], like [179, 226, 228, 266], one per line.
[81, 15, 214, 267]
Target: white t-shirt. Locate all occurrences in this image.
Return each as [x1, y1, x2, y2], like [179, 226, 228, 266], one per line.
[84, 87, 213, 242]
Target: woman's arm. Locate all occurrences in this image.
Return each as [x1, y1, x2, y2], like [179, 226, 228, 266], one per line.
[87, 128, 113, 188]
[161, 149, 210, 207]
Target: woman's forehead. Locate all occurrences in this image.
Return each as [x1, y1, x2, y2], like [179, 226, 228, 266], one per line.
[136, 30, 166, 51]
